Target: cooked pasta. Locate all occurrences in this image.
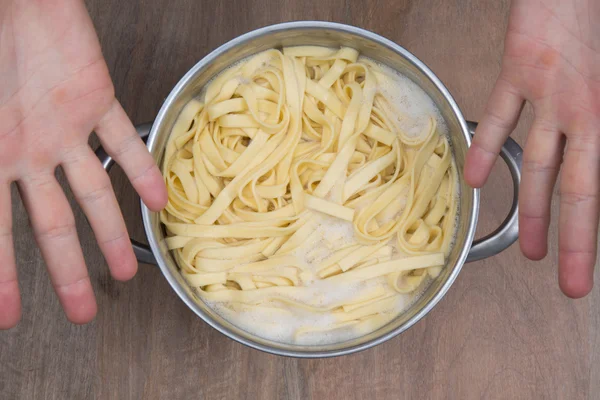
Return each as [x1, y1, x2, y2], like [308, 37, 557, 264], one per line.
[160, 46, 458, 344]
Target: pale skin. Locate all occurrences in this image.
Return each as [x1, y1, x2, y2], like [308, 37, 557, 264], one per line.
[0, 0, 598, 329]
[0, 0, 167, 328]
[466, 0, 599, 298]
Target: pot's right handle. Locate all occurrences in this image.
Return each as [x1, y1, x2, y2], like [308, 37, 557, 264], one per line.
[466, 121, 523, 263]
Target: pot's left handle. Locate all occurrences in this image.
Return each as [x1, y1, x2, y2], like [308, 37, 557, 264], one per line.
[94, 122, 158, 265]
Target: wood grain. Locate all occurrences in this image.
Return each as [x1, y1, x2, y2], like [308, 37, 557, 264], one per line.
[1, 0, 598, 399]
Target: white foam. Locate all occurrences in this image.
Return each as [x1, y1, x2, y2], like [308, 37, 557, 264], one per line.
[362, 56, 449, 139]
[204, 215, 420, 346]
[205, 274, 394, 345]
[294, 215, 356, 267]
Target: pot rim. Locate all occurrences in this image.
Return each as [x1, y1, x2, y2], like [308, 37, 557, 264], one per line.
[141, 21, 479, 358]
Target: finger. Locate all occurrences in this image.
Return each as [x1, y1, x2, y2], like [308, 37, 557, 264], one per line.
[519, 121, 564, 260]
[18, 173, 97, 323]
[95, 99, 167, 211]
[0, 183, 21, 329]
[558, 136, 600, 298]
[465, 75, 525, 187]
[62, 145, 137, 281]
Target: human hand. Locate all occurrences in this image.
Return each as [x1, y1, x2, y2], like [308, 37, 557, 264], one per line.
[465, 0, 599, 298]
[0, 0, 167, 328]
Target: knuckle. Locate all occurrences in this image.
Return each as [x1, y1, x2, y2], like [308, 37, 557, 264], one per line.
[0, 227, 12, 240]
[61, 143, 90, 167]
[497, 75, 521, 97]
[0, 277, 18, 286]
[111, 133, 140, 160]
[520, 211, 547, 220]
[559, 190, 597, 206]
[54, 275, 89, 291]
[36, 222, 77, 242]
[78, 181, 112, 205]
[483, 106, 515, 132]
[130, 162, 155, 184]
[471, 140, 497, 158]
[520, 197, 551, 219]
[568, 132, 600, 150]
[522, 158, 558, 175]
[559, 247, 595, 256]
[22, 171, 55, 189]
[532, 118, 557, 135]
[100, 231, 127, 247]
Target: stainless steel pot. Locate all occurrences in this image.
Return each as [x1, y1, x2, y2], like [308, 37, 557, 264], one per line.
[96, 21, 522, 358]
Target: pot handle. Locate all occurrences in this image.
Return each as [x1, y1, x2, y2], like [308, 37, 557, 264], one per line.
[465, 121, 522, 262]
[95, 122, 158, 265]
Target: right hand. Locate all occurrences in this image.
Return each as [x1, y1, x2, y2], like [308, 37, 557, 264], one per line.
[0, 0, 167, 328]
[464, 0, 599, 298]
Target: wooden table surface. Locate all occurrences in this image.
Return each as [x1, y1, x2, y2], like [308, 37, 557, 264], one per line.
[2, 1, 599, 399]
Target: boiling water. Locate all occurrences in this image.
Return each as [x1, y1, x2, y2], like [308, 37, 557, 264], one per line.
[199, 53, 458, 346]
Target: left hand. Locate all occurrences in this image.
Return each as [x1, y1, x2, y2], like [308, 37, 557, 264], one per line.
[464, 0, 600, 298]
[0, 0, 167, 328]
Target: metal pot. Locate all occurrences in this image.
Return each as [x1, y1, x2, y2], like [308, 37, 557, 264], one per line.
[96, 21, 522, 358]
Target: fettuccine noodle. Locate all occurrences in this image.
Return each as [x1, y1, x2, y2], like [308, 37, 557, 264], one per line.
[160, 46, 458, 345]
